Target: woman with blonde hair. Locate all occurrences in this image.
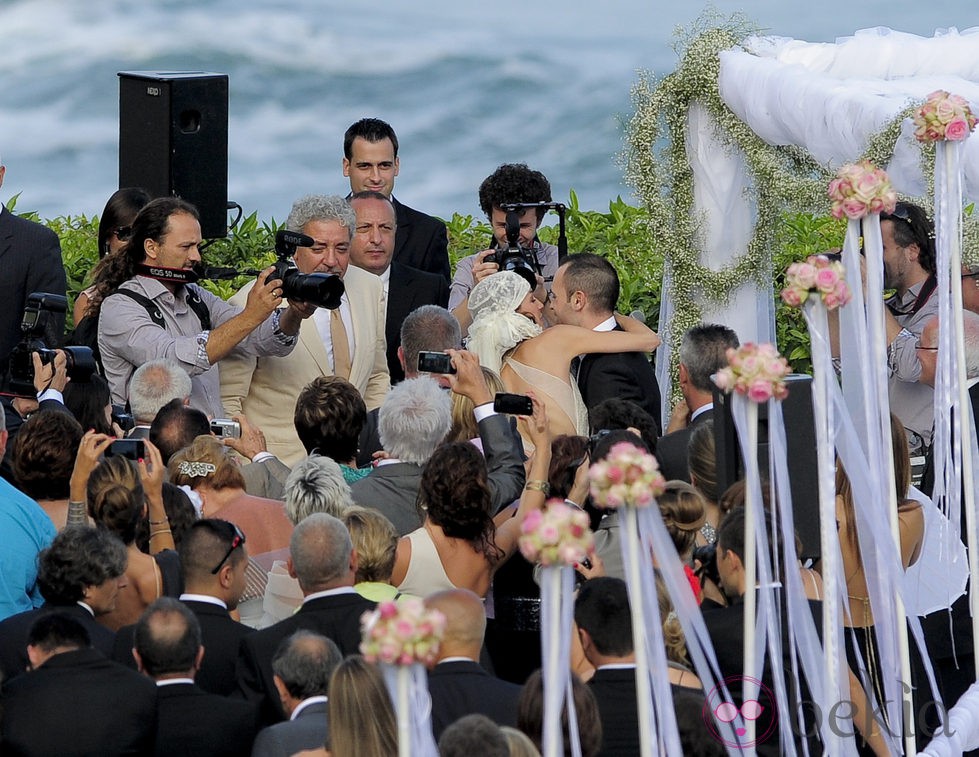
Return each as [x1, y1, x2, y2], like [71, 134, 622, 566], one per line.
[324, 655, 398, 757]
[168, 435, 293, 558]
[447, 366, 506, 446]
[340, 507, 403, 602]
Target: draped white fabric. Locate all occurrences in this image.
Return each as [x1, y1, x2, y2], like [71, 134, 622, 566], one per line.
[718, 28, 979, 200]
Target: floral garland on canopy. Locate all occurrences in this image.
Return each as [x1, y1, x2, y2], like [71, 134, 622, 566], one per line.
[624, 14, 978, 390]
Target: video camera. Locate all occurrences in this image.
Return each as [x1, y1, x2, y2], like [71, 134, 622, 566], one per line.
[270, 229, 345, 310]
[1, 293, 96, 396]
[484, 202, 568, 291]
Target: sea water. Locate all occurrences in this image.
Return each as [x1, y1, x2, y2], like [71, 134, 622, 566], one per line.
[0, 0, 971, 223]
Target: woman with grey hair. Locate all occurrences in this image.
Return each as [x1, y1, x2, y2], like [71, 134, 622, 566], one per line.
[284, 454, 353, 524]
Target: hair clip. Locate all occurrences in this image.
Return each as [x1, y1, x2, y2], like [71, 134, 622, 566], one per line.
[177, 461, 216, 477]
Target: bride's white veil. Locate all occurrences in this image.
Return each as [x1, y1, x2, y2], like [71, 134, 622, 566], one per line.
[466, 271, 542, 373]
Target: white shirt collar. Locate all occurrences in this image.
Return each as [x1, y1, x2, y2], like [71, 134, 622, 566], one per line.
[690, 402, 714, 423]
[593, 315, 617, 332]
[438, 656, 477, 665]
[76, 601, 95, 617]
[303, 586, 357, 604]
[291, 695, 329, 720]
[156, 678, 195, 687]
[596, 662, 637, 670]
[178, 593, 228, 609]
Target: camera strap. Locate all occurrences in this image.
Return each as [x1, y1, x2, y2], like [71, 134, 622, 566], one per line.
[135, 263, 200, 285]
[109, 288, 212, 331]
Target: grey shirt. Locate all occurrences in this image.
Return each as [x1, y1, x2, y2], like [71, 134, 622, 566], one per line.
[98, 276, 295, 418]
[448, 241, 559, 311]
[885, 278, 938, 448]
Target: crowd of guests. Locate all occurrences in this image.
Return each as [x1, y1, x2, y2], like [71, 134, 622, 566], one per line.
[0, 119, 978, 756]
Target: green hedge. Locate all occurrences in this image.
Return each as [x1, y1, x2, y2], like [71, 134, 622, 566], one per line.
[13, 193, 844, 376]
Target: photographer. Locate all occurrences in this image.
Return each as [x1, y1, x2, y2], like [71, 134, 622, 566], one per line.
[449, 164, 557, 336]
[220, 195, 389, 465]
[90, 197, 314, 419]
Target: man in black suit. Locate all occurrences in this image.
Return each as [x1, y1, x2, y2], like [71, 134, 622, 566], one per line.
[655, 323, 739, 482]
[0, 612, 158, 756]
[549, 253, 662, 429]
[113, 519, 255, 694]
[348, 191, 449, 383]
[425, 589, 521, 740]
[342, 118, 449, 281]
[253, 631, 342, 757]
[0, 155, 67, 369]
[0, 155, 68, 433]
[135, 597, 258, 756]
[236, 512, 375, 723]
[0, 526, 126, 683]
[575, 576, 644, 757]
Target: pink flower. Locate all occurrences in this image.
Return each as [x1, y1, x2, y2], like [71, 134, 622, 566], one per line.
[841, 198, 867, 219]
[936, 98, 957, 124]
[815, 268, 838, 293]
[946, 116, 970, 141]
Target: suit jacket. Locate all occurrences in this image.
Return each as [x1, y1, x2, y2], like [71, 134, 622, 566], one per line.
[588, 667, 642, 757]
[113, 598, 254, 696]
[0, 205, 66, 367]
[236, 591, 376, 724]
[0, 603, 116, 684]
[392, 197, 450, 283]
[576, 325, 662, 432]
[251, 699, 329, 757]
[220, 265, 390, 465]
[240, 456, 292, 501]
[385, 261, 449, 383]
[428, 659, 520, 740]
[350, 413, 525, 534]
[0, 647, 158, 756]
[154, 681, 259, 756]
[655, 408, 714, 483]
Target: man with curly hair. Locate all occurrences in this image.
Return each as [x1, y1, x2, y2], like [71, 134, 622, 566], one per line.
[449, 164, 556, 336]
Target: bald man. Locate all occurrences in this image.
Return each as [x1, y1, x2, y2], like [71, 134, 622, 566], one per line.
[424, 589, 521, 740]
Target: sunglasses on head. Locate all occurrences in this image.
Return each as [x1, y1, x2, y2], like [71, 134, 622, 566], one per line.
[210, 524, 246, 574]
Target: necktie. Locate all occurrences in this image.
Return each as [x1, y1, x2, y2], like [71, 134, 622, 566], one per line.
[330, 309, 351, 379]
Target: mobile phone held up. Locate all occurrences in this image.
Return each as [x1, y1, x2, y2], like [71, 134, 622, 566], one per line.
[105, 439, 145, 460]
[417, 351, 456, 374]
[493, 392, 533, 416]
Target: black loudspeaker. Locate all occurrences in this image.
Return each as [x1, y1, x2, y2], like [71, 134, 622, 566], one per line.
[713, 374, 821, 562]
[118, 71, 229, 239]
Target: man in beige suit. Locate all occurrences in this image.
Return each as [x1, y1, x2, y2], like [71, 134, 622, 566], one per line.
[220, 195, 390, 464]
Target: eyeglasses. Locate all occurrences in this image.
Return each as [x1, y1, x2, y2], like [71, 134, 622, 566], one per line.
[210, 524, 246, 574]
[112, 226, 133, 241]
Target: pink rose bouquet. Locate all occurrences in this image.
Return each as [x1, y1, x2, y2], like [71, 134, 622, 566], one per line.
[518, 501, 594, 567]
[828, 160, 897, 220]
[781, 255, 852, 311]
[713, 343, 790, 403]
[588, 441, 666, 509]
[360, 598, 446, 667]
[913, 90, 977, 143]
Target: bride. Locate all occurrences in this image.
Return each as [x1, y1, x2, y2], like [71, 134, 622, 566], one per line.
[467, 270, 660, 443]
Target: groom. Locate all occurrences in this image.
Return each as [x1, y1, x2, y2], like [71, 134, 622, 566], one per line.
[547, 253, 661, 428]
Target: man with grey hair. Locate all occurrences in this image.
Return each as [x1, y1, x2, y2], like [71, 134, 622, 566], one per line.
[126, 359, 192, 438]
[351, 351, 524, 534]
[284, 455, 352, 523]
[357, 304, 462, 465]
[656, 323, 739, 481]
[222, 194, 390, 465]
[252, 631, 342, 756]
[236, 512, 374, 723]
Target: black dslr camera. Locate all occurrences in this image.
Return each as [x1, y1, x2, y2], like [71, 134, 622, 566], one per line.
[271, 230, 345, 310]
[484, 201, 568, 291]
[2, 293, 96, 396]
